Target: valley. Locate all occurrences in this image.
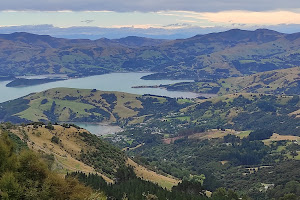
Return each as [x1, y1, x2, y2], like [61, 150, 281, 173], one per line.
[0, 29, 300, 199]
[1, 86, 299, 199]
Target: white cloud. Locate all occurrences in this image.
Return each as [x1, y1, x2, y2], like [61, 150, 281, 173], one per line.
[201, 10, 300, 25]
[179, 20, 198, 23]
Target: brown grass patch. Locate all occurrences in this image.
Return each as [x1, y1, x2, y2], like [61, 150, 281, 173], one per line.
[263, 133, 300, 145]
[127, 158, 180, 190]
[188, 129, 240, 140]
[289, 109, 300, 118]
[12, 125, 113, 183]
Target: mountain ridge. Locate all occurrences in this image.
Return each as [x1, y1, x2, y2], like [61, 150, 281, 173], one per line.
[1, 29, 300, 79]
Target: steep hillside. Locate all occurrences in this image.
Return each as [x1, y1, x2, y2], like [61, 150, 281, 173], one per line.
[8, 123, 125, 180]
[2, 122, 180, 189]
[1, 29, 300, 79]
[0, 128, 105, 200]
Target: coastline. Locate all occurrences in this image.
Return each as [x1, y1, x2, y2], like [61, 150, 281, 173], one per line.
[62, 121, 123, 136]
[132, 84, 218, 98]
[0, 72, 203, 103]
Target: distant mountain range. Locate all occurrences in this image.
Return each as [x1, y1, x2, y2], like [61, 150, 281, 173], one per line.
[1, 24, 300, 40]
[0, 29, 300, 80]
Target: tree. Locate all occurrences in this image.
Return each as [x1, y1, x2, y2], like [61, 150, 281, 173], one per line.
[143, 193, 158, 200]
[0, 172, 22, 199]
[212, 188, 240, 200]
[51, 136, 60, 144]
[0, 130, 95, 200]
[115, 166, 136, 183]
[173, 179, 205, 196]
[279, 193, 298, 200]
[248, 129, 273, 141]
[45, 122, 54, 130]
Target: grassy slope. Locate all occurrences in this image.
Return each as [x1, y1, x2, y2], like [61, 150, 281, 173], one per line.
[171, 92, 300, 138]
[166, 67, 300, 95]
[189, 130, 300, 161]
[8, 124, 179, 189]
[218, 67, 300, 95]
[2, 88, 299, 135]
[188, 129, 251, 140]
[2, 88, 182, 125]
[11, 124, 114, 182]
[14, 88, 143, 123]
[127, 158, 180, 190]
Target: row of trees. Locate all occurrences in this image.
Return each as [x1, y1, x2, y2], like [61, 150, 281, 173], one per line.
[69, 168, 247, 200]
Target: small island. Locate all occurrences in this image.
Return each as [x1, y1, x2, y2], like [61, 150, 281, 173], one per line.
[131, 84, 164, 89]
[6, 78, 65, 87]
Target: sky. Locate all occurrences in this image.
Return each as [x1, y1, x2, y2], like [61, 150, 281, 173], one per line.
[1, 0, 300, 39]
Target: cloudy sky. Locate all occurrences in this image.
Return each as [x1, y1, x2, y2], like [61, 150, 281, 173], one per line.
[1, 0, 300, 39]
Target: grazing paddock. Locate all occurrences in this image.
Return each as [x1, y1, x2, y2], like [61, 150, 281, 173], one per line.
[188, 129, 250, 140]
[263, 133, 300, 145]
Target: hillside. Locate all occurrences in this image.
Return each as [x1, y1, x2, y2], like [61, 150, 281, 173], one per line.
[7, 123, 125, 180]
[2, 123, 216, 200]
[124, 127, 300, 199]
[1, 88, 300, 137]
[1, 122, 180, 189]
[166, 67, 300, 95]
[218, 67, 300, 95]
[0, 128, 106, 199]
[0, 88, 192, 124]
[1, 29, 300, 80]
[1, 88, 300, 198]
[0, 88, 142, 123]
[107, 93, 300, 199]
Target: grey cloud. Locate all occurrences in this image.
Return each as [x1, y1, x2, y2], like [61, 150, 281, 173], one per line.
[163, 23, 192, 28]
[81, 20, 95, 24]
[1, 0, 300, 12]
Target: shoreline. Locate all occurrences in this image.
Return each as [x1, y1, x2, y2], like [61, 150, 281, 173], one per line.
[132, 85, 218, 98]
[13, 70, 196, 83]
[7, 72, 202, 97]
[62, 121, 123, 136]
[0, 72, 202, 103]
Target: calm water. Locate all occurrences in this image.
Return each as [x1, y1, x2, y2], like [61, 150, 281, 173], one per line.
[0, 72, 212, 103]
[72, 122, 123, 136]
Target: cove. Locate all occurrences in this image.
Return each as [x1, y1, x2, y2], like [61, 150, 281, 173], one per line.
[0, 72, 215, 103]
